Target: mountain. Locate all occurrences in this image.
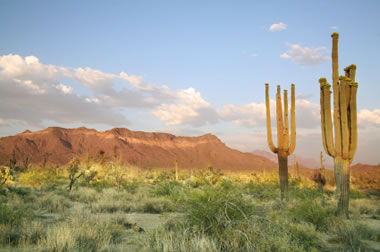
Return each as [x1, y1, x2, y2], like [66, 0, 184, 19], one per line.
[252, 150, 321, 169]
[0, 127, 277, 172]
[351, 163, 380, 190]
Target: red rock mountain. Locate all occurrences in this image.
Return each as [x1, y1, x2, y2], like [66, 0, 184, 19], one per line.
[0, 127, 277, 172]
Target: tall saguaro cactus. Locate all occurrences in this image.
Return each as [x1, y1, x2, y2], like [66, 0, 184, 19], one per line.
[265, 84, 296, 200]
[319, 32, 358, 218]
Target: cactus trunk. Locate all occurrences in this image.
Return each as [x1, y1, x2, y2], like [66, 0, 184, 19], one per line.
[335, 157, 350, 218]
[278, 151, 289, 200]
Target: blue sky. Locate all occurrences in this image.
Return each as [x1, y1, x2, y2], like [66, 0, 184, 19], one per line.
[1, 0, 380, 164]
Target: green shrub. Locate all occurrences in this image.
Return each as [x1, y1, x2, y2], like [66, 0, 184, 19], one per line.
[329, 221, 372, 251]
[287, 222, 324, 250]
[287, 200, 335, 231]
[37, 210, 112, 251]
[244, 181, 279, 201]
[184, 183, 255, 234]
[152, 180, 181, 197]
[0, 203, 26, 225]
[19, 169, 60, 187]
[136, 197, 176, 213]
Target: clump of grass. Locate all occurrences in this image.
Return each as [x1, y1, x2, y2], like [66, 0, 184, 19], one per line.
[68, 187, 100, 203]
[0, 203, 32, 246]
[329, 221, 375, 251]
[244, 181, 279, 201]
[184, 180, 255, 234]
[142, 225, 218, 252]
[135, 197, 176, 214]
[152, 180, 182, 197]
[287, 222, 324, 250]
[287, 199, 336, 231]
[37, 209, 112, 251]
[35, 193, 71, 213]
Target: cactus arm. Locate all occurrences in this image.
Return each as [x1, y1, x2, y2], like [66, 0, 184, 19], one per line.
[283, 89, 289, 151]
[320, 79, 328, 155]
[276, 85, 285, 151]
[348, 82, 358, 160]
[288, 84, 296, 155]
[331, 33, 342, 157]
[339, 76, 350, 159]
[265, 83, 278, 153]
[319, 78, 335, 157]
[345, 64, 356, 82]
[332, 33, 340, 86]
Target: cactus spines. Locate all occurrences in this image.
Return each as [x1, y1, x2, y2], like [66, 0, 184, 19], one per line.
[319, 33, 358, 218]
[265, 83, 296, 200]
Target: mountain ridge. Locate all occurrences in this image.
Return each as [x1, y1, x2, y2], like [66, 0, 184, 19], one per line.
[0, 126, 276, 172]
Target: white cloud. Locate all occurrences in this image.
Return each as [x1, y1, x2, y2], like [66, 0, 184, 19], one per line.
[120, 72, 143, 87]
[73, 67, 116, 93]
[218, 97, 320, 129]
[152, 88, 218, 127]
[85, 97, 100, 103]
[330, 26, 338, 30]
[56, 83, 73, 94]
[251, 53, 257, 57]
[280, 44, 329, 66]
[269, 22, 287, 32]
[0, 118, 7, 126]
[218, 102, 269, 127]
[0, 54, 129, 127]
[358, 109, 380, 126]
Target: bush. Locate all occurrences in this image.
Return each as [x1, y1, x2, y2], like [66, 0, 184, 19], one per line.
[152, 180, 181, 197]
[329, 221, 372, 251]
[136, 197, 176, 214]
[0, 203, 27, 225]
[244, 181, 279, 201]
[184, 182, 255, 234]
[37, 210, 112, 251]
[19, 169, 61, 187]
[287, 200, 335, 231]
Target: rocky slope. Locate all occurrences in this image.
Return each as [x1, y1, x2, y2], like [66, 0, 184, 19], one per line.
[0, 127, 276, 172]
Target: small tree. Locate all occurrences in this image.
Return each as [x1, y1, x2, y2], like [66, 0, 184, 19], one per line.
[67, 158, 83, 191]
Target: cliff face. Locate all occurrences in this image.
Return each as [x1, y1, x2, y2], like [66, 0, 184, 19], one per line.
[0, 127, 276, 172]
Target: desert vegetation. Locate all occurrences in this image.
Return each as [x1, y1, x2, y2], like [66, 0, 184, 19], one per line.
[0, 159, 379, 252]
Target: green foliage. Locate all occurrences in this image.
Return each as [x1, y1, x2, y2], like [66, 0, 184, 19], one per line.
[329, 221, 374, 251]
[184, 180, 254, 234]
[152, 180, 182, 197]
[287, 199, 336, 231]
[0, 203, 26, 225]
[244, 181, 279, 200]
[19, 169, 61, 187]
[138, 197, 176, 213]
[350, 187, 368, 199]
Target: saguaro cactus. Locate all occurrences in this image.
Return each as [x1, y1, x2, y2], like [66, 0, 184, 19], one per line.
[320, 151, 326, 178]
[265, 84, 296, 200]
[319, 32, 358, 218]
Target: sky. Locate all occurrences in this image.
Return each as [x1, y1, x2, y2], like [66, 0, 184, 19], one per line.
[0, 0, 380, 165]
